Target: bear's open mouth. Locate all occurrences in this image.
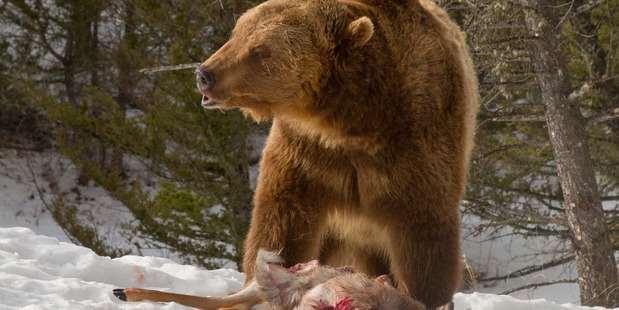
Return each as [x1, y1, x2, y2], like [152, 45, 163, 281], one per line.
[201, 91, 231, 109]
[201, 94, 215, 107]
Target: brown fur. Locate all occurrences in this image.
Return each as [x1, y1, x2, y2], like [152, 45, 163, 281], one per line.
[198, 0, 479, 308]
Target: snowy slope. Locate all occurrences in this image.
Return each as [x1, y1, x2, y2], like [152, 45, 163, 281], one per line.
[0, 226, 612, 310]
[0, 149, 173, 259]
[1, 150, 615, 309]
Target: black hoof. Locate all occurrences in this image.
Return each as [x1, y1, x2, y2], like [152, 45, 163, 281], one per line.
[113, 288, 127, 301]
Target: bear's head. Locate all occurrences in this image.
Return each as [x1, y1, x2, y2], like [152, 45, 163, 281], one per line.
[196, 0, 374, 122]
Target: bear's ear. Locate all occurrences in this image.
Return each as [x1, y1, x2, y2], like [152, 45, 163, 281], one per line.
[342, 16, 374, 48]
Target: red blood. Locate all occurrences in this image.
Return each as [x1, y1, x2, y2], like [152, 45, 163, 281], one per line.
[336, 266, 356, 274]
[133, 266, 145, 282]
[375, 274, 393, 287]
[335, 297, 354, 310]
[289, 260, 319, 272]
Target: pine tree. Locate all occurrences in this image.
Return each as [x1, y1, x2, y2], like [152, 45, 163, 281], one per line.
[0, 0, 262, 268]
[439, 0, 618, 306]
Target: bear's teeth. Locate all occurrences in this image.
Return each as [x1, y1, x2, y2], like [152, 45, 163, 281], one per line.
[202, 94, 213, 106]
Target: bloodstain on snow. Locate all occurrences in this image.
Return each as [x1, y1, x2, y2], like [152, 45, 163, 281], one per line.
[133, 265, 145, 282]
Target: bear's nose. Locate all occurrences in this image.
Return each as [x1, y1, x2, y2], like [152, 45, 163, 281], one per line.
[196, 66, 216, 91]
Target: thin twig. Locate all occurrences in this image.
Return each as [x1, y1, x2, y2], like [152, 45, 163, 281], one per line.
[473, 141, 551, 163]
[557, 0, 608, 27]
[22, 154, 77, 244]
[481, 114, 546, 123]
[139, 63, 202, 74]
[556, 1, 576, 29]
[22, 154, 52, 213]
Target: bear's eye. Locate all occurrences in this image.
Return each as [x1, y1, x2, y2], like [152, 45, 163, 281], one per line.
[249, 46, 271, 60]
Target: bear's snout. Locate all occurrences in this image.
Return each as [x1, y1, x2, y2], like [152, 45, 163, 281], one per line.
[196, 66, 216, 92]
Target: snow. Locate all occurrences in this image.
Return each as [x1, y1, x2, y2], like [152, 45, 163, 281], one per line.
[0, 149, 616, 309]
[453, 293, 609, 310]
[460, 213, 581, 304]
[0, 227, 611, 310]
[0, 226, 244, 309]
[0, 149, 176, 260]
[0, 150, 72, 243]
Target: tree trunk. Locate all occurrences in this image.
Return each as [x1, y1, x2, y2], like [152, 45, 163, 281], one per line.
[522, 1, 618, 307]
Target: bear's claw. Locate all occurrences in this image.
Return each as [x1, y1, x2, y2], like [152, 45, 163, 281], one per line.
[113, 288, 127, 301]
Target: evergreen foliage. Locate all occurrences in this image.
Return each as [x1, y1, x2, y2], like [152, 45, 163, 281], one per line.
[0, 0, 260, 268]
[439, 0, 618, 305]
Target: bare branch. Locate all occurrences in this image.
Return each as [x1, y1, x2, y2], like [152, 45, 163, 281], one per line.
[473, 141, 550, 163]
[481, 114, 546, 123]
[480, 35, 539, 45]
[601, 196, 619, 201]
[500, 279, 577, 295]
[570, 75, 618, 101]
[587, 108, 619, 125]
[21, 155, 77, 244]
[479, 108, 618, 126]
[140, 63, 202, 74]
[479, 255, 574, 282]
[461, 199, 567, 229]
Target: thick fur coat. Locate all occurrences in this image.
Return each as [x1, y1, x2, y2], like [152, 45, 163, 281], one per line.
[197, 0, 479, 308]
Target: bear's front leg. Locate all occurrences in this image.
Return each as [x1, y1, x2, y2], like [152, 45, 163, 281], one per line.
[386, 216, 462, 310]
[241, 159, 326, 281]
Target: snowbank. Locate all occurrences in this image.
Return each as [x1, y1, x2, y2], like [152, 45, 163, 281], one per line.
[0, 227, 243, 309]
[0, 227, 611, 310]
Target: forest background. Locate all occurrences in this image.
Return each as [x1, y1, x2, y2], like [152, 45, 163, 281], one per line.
[0, 0, 617, 307]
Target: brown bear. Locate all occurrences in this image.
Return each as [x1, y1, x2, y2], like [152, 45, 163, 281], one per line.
[196, 0, 479, 308]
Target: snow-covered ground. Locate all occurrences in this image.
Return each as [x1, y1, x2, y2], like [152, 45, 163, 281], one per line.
[0, 149, 615, 309]
[0, 226, 244, 309]
[0, 227, 610, 310]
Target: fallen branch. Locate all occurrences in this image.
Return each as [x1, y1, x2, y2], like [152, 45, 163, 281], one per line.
[139, 63, 202, 74]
